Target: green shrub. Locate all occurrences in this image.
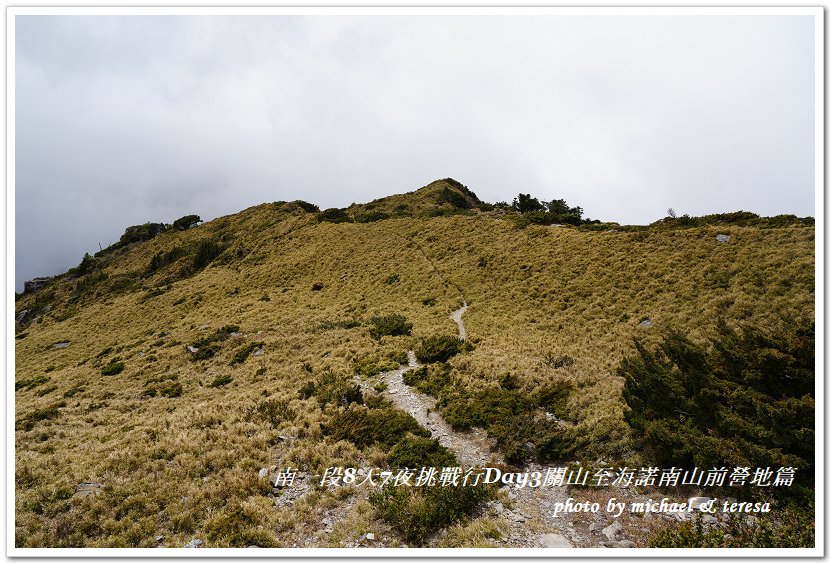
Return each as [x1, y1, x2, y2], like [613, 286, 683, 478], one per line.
[355, 211, 390, 223]
[648, 503, 814, 548]
[621, 319, 814, 479]
[101, 361, 125, 376]
[229, 342, 264, 366]
[437, 187, 472, 209]
[415, 335, 462, 363]
[387, 350, 409, 365]
[191, 344, 220, 361]
[534, 380, 574, 418]
[17, 401, 66, 431]
[402, 364, 450, 396]
[292, 200, 320, 213]
[208, 374, 233, 388]
[384, 273, 400, 284]
[370, 482, 494, 545]
[119, 223, 167, 245]
[193, 240, 224, 270]
[318, 208, 353, 223]
[250, 398, 296, 428]
[159, 382, 183, 397]
[303, 371, 364, 407]
[16, 375, 50, 392]
[172, 214, 201, 231]
[369, 314, 412, 339]
[387, 434, 457, 470]
[354, 355, 398, 377]
[323, 406, 429, 448]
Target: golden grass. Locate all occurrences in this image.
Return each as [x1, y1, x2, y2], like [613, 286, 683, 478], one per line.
[14, 187, 814, 547]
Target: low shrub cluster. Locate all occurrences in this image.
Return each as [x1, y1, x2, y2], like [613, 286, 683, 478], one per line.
[100, 361, 125, 376]
[370, 477, 494, 545]
[317, 208, 353, 223]
[192, 240, 225, 270]
[414, 335, 469, 363]
[300, 370, 363, 408]
[403, 363, 576, 464]
[387, 434, 456, 470]
[323, 406, 429, 448]
[354, 355, 400, 378]
[249, 398, 297, 428]
[142, 375, 182, 398]
[16, 401, 66, 431]
[229, 342, 264, 366]
[621, 319, 814, 476]
[369, 314, 412, 340]
[649, 503, 814, 548]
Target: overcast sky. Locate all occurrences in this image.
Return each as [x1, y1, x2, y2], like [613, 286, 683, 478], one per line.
[15, 13, 816, 290]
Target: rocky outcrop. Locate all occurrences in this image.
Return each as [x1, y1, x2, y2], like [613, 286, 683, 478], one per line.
[24, 277, 52, 293]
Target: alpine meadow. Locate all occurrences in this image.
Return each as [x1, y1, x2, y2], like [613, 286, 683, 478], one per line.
[14, 178, 815, 549]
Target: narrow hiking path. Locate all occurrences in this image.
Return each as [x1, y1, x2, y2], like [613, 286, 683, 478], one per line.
[357, 300, 650, 548]
[365, 301, 500, 467]
[381, 350, 499, 467]
[450, 301, 468, 341]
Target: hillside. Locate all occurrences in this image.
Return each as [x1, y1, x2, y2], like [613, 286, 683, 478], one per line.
[14, 179, 815, 548]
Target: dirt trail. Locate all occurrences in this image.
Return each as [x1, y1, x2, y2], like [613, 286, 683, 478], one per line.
[367, 301, 647, 548]
[381, 350, 499, 467]
[450, 301, 468, 341]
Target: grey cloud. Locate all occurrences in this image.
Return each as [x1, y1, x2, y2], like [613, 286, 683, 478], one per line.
[15, 14, 816, 290]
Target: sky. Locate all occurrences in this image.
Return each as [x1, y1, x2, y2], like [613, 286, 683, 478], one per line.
[14, 13, 817, 290]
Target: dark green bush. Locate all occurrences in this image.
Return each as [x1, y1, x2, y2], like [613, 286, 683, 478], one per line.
[101, 361, 125, 376]
[318, 208, 353, 223]
[16, 375, 50, 392]
[403, 364, 451, 396]
[159, 381, 183, 397]
[621, 319, 814, 479]
[324, 406, 429, 448]
[387, 349, 409, 365]
[534, 380, 574, 418]
[147, 246, 186, 274]
[292, 200, 320, 213]
[193, 325, 239, 349]
[17, 401, 66, 431]
[384, 273, 400, 284]
[191, 344, 220, 361]
[355, 211, 390, 223]
[193, 240, 224, 270]
[208, 374, 233, 388]
[229, 342, 263, 366]
[542, 352, 575, 369]
[354, 355, 397, 378]
[648, 503, 814, 548]
[303, 371, 364, 407]
[172, 214, 201, 231]
[387, 434, 457, 470]
[369, 314, 412, 339]
[119, 223, 167, 245]
[437, 187, 471, 209]
[370, 481, 494, 545]
[415, 335, 462, 363]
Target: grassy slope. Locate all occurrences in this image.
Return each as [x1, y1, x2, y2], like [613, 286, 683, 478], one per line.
[14, 181, 814, 547]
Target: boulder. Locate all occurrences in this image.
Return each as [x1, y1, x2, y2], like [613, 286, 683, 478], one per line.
[716, 234, 731, 243]
[539, 533, 573, 548]
[601, 521, 622, 540]
[24, 277, 52, 293]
